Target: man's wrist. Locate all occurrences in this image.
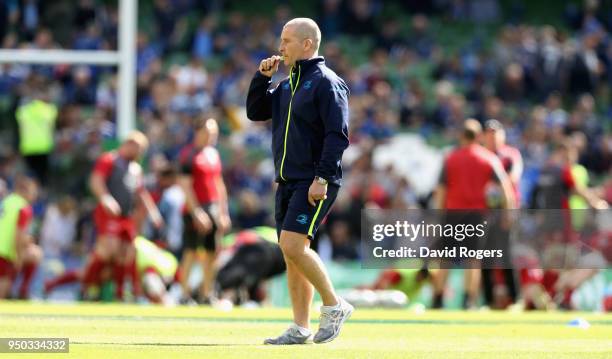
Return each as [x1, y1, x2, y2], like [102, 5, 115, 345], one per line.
[257, 71, 272, 79]
[101, 193, 114, 203]
[314, 176, 328, 185]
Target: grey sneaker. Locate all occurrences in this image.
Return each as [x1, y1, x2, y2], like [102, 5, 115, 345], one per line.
[313, 297, 354, 344]
[263, 324, 312, 345]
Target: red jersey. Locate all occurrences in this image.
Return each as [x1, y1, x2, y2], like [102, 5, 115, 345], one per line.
[179, 145, 222, 205]
[496, 144, 522, 206]
[93, 151, 144, 217]
[441, 144, 505, 209]
[17, 206, 32, 230]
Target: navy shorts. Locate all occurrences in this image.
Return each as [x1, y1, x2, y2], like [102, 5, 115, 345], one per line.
[275, 180, 339, 240]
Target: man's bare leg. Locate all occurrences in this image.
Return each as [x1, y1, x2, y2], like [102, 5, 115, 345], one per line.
[285, 256, 314, 329]
[464, 268, 481, 308]
[279, 230, 337, 306]
[199, 249, 218, 300]
[179, 250, 195, 298]
[432, 268, 449, 308]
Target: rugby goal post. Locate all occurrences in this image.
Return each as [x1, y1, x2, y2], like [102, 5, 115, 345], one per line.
[0, 0, 137, 140]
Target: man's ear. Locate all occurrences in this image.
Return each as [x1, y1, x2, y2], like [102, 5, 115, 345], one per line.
[303, 38, 313, 52]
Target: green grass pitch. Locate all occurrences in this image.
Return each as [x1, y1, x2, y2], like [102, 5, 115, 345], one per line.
[0, 302, 610, 358]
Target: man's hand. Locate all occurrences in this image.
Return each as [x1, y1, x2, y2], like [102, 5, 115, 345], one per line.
[101, 193, 121, 216]
[590, 198, 609, 210]
[151, 215, 165, 231]
[308, 181, 328, 206]
[259, 55, 282, 77]
[192, 207, 212, 234]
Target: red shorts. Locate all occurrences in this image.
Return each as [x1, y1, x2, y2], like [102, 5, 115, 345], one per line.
[94, 205, 136, 242]
[520, 268, 544, 286]
[0, 256, 16, 281]
[520, 269, 559, 296]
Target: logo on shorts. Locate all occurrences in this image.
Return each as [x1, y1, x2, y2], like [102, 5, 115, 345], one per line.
[303, 80, 312, 89]
[296, 214, 308, 225]
[283, 82, 290, 90]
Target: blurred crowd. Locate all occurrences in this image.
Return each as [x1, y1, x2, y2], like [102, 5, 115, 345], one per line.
[0, 0, 611, 308]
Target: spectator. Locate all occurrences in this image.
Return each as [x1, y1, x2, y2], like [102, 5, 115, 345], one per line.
[15, 76, 58, 186]
[40, 196, 78, 258]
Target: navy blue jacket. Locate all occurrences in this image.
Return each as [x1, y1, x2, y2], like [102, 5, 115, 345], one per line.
[246, 57, 350, 186]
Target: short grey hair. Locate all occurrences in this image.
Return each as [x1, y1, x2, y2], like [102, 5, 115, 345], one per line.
[284, 17, 321, 52]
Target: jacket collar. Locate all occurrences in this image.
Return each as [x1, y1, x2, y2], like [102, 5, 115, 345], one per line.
[292, 56, 324, 72]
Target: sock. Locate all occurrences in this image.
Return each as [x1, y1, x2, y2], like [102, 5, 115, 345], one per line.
[433, 293, 444, 309]
[113, 263, 125, 300]
[292, 323, 311, 335]
[127, 261, 141, 297]
[561, 290, 573, 309]
[18, 262, 37, 299]
[321, 299, 341, 312]
[45, 270, 80, 293]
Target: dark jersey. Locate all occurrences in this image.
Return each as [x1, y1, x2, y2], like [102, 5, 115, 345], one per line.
[93, 152, 144, 216]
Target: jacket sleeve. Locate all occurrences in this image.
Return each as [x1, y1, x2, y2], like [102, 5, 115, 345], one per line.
[315, 77, 350, 181]
[246, 71, 276, 121]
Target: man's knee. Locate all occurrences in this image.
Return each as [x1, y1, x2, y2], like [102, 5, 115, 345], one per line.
[24, 244, 43, 264]
[120, 242, 135, 263]
[279, 231, 308, 260]
[181, 249, 195, 262]
[95, 236, 120, 261]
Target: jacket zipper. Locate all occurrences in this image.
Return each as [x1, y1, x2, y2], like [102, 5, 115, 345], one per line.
[279, 64, 301, 181]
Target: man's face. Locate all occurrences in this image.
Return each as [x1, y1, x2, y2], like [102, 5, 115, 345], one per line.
[24, 181, 38, 203]
[205, 121, 218, 146]
[560, 147, 577, 165]
[194, 126, 210, 147]
[157, 174, 174, 189]
[122, 140, 144, 161]
[484, 130, 497, 150]
[279, 25, 305, 67]
[484, 128, 505, 151]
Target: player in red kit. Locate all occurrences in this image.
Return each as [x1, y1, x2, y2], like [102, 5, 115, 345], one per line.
[0, 176, 43, 299]
[482, 119, 523, 308]
[483, 119, 522, 206]
[433, 119, 515, 309]
[523, 141, 607, 309]
[83, 131, 163, 300]
[178, 118, 231, 304]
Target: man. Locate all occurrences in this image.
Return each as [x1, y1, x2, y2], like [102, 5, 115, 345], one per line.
[82, 131, 162, 300]
[15, 77, 58, 186]
[247, 17, 352, 344]
[482, 119, 522, 308]
[433, 119, 515, 309]
[344, 268, 431, 308]
[0, 176, 43, 299]
[178, 118, 230, 304]
[524, 141, 607, 309]
[146, 165, 185, 256]
[216, 226, 286, 304]
[134, 235, 180, 305]
[530, 141, 606, 211]
[483, 119, 523, 205]
[46, 236, 180, 305]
